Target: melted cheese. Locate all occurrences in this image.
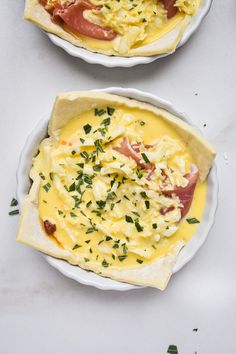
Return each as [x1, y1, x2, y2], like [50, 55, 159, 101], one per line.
[32, 105, 207, 270]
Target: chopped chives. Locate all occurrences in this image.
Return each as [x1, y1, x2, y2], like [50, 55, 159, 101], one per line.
[83, 124, 92, 134]
[8, 209, 19, 216]
[125, 215, 133, 223]
[186, 218, 200, 224]
[10, 198, 18, 207]
[136, 259, 143, 264]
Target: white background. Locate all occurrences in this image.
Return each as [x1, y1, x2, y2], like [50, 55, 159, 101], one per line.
[1, 1, 236, 353]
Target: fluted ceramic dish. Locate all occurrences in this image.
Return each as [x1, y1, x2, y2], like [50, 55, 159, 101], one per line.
[16, 87, 218, 290]
[46, 0, 213, 67]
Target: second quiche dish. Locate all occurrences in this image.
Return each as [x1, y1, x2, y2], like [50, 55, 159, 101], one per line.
[17, 92, 215, 289]
[24, 0, 201, 56]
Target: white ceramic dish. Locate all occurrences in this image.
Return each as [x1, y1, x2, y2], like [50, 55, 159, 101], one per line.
[46, 0, 213, 67]
[16, 87, 218, 290]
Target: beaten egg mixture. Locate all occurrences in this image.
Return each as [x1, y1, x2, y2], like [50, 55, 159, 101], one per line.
[31, 105, 206, 269]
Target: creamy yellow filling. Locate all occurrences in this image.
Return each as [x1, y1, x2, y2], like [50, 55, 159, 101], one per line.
[64, 12, 185, 51]
[32, 105, 207, 270]
[61, 0, 200, 54]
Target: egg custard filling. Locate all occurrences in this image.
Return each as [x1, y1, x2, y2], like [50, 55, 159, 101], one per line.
[17, 92, 215, 289]
[24, 0, 200, 56]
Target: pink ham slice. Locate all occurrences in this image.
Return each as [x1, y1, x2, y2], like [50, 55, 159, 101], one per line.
[53, 1, 117, 41]
[114, 138, 154, 172]
[114, 137, 141, 164]
[114, 139, 198, 218]
[163, 164, 199, 217]
[162, 0, 178, 19]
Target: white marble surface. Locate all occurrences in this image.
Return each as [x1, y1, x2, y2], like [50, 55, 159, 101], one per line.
[1, 1, 236, 353]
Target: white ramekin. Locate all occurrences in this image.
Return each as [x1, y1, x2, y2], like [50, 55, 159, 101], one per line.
[46, 0, 213, 67]
[16, 87, 218, 290]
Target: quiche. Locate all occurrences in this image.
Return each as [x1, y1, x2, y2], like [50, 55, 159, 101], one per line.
[24, 0, 201, 56]
[17, 92, 215, 289]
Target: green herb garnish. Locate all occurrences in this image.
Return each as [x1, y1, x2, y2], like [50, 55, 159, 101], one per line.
[86, 201, 92, 208]
[167, 345, 178, 354]
[135, 221, 143, 232]
[8, 209, 19, 216]
[10, 198, 18, 207]
[83, 175, 93, 185]
[95, 108, 106, 116]
[96, 200, 106, 209]
[140, 191, 147, 198]
[125, 215, 133, 223]
[39, 172, 45, 180]
[122, 244, 128, 254]
[80, 151, 90, 162]
[72, 244, 82, 250]
[94, 139, 104, 154]
[101, 117, 111, 126]
[132, 211, 140, 217]
[93, 165, 102, 172]
[68, 182, 76, 192]
[107, 107, 115, 116]
[141, 153, 150, 163]
[86, 228, 95, 234]
[43, 183, 51, 192]
[107, 191, 116, 201]
[83, 124, 92, 134]
[102, 259, 109, 267]
[136, 259, 143, 264]
[186, 218, 200, 224]
[105, 236, 112, 241]
[136, 169, 143, 179]
[118, 255, 127, 262]
[77, 163, 84, 169]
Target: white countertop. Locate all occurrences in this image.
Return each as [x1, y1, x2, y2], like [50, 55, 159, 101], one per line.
[1, 1, 236, 353]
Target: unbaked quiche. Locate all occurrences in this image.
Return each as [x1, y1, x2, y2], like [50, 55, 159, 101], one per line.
[24, 0, 201, 56]
[17, 91, 215, 289]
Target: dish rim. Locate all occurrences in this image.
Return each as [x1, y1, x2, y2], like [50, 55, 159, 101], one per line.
[16, 87, 218, 291]
[45, 0, 213, 67]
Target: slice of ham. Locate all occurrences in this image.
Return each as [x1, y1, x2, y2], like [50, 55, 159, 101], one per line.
[114, 137, 141, 164]
[162, 0, 178, 19]
[114, 138, 154, 173]
[163, 164, 199, 217]
[53, 1, 117, 40]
